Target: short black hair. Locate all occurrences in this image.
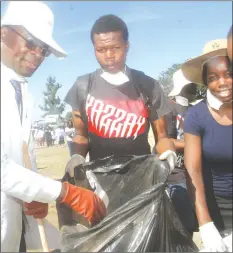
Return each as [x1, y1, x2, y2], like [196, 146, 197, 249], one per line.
[90, 14, 129, 44]
[227, 25, 232, 39]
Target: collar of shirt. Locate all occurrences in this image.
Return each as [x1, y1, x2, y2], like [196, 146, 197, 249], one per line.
[1, 62, 27, 84]
[1, 62, 33, 124]
[1, 62, 30, 104]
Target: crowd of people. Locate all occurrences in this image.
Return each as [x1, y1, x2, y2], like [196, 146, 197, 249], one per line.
[1, 1, 232, 252]
[32, 122, 75, 150]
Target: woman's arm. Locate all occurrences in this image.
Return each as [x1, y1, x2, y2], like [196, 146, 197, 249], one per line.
[184, 133, 212, 226]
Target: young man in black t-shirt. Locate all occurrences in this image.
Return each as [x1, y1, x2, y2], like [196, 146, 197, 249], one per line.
[64, 15, 176, 171]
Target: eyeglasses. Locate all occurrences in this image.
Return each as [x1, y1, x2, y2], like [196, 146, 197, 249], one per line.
[8, 26, 51, 57]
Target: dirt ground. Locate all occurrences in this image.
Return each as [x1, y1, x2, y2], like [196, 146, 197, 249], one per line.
[35, 131, 202, 250]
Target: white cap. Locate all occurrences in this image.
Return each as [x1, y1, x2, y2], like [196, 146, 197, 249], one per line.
[168, 69, 192, 97]
[1, 1, 67, 58]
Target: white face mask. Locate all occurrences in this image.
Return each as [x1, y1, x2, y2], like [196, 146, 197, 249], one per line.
[206, 89, 224, 110]
[100, 67, 129, 86]
[175, 96, 189, 107]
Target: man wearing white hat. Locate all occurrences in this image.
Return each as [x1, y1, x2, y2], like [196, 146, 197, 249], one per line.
[1, 2, 106, 252]
[164, 69, 198, 236]
[167, 69, 198, 141]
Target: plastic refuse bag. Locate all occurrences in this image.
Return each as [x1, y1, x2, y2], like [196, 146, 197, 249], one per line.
[57, 155, 199, 252]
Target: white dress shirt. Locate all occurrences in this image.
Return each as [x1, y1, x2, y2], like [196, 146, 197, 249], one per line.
[1, 63, 62, 252]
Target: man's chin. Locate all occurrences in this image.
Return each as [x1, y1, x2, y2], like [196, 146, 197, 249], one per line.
[107, 69, 120, 74]
[18, 68, 37, 77]
[101, 63, 125, 74]
[101, 66, 115, 73]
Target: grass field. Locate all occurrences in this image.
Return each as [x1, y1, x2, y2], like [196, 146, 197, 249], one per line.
[35, 145, 70, 230]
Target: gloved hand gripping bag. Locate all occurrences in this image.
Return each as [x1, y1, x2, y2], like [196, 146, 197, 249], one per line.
[57, 155, 198, 252]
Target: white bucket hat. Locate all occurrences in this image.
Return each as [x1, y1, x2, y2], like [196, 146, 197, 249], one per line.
[1, 1, 67, 58]
[168, 69, 192, 97]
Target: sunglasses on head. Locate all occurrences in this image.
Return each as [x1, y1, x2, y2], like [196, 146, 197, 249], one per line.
[8, 26, 52, 57]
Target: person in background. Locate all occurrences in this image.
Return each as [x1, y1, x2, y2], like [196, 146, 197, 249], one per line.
[227, 25, 232, 62]
[31, 127, 36, 142]
[182, 39, 232, 252]
[58, 125, 65, 147]
[35, 126, 45, 148]
[166, 69, 197, 146]
[165, 69, 198, 235]
[1, 2, 106, 251]
[65, 120, 75, 156]
[44, 126, 52, 147]
[51, 127, 56, 146]
[55, 126, 61, 145]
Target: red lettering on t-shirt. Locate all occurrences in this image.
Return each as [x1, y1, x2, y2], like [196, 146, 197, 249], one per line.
[86, 94, 148, 139]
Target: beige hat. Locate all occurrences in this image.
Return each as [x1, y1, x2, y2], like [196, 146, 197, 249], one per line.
[182, 39, 227, 85]
[168, 69, 192, 97]
[1, 1, 67, 58]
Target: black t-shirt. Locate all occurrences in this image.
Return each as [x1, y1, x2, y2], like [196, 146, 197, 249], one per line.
[165, 100, 190, 184]
[65, 68, 171, 161]
[166, 100, 189, 140]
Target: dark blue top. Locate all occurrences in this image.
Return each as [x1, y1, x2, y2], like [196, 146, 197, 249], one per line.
[184, 101, 232, 198]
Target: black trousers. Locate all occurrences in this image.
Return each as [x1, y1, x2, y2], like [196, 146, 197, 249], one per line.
[215, 195, 232, 231]
[208, 194, 233, 232]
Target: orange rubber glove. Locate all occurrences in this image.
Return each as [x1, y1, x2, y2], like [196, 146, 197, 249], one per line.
[59, 182, 107, 226]
[24, 201, 48, 219]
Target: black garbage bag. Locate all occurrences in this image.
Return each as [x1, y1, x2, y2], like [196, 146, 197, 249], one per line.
[57, 155, 198, 252]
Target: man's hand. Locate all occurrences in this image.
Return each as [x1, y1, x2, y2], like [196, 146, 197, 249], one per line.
[65, 154, 85, 178]
[61, 154, 107, 225]
[151, 118, 176, 172]
[58, 182, 107, 226]
[199, 222, 228, 252]
[159, 150, 177, 173]
[24, 201, 48, 219]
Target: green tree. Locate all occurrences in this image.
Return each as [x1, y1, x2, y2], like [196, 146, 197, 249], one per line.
[65, 111, 72, 121]
[39, 76, 65, 117]
[158, 63, 206, 100]
[158, 64, 182, 96]
[195, 84, 207, 100]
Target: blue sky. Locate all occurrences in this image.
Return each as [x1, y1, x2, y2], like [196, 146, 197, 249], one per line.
[1, 1, 232, 121]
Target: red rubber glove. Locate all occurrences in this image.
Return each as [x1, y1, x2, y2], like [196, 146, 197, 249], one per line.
[60, 182, 106, 225]
[24, 201, 48, 219]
